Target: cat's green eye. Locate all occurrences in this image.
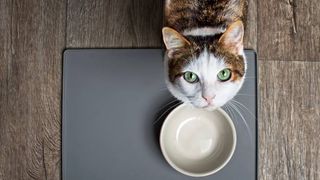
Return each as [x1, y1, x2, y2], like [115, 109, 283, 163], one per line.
[183, 71, 199, 83]
[217, 68, 232, 82]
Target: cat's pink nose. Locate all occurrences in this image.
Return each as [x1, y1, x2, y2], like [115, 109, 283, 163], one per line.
[202, 95, 215, 104]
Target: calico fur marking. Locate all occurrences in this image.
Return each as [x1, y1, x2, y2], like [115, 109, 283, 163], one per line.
[162, 0, 247, 109]
[165, 0, 246, 32]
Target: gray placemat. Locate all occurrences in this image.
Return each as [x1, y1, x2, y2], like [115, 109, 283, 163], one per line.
[62, 49, 257, 180]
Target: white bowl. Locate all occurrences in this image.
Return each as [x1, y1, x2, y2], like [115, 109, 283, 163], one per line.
[160, 103, 237, 177]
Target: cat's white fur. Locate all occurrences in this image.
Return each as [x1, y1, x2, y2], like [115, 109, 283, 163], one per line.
[165, 49, 246, 110]
[183, 27, 226, 37]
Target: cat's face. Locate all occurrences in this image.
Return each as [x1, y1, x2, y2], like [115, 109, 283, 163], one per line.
[163, 21, 246, 110]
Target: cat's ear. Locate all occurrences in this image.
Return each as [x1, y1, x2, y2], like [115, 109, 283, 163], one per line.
[218, 21, 244, 55]
[162, 27, 190, 50]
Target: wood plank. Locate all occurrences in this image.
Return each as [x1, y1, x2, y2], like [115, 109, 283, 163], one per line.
[0, 0, 66, 179]
[0, 0, 12, 178]
[258, 61, 320, 180]
[258, 0, 320, 61]
[66, 0, 164, 47]
[244, 0, 257, 50]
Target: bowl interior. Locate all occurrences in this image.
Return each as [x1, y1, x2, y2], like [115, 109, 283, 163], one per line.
[160, 104, 236, 177]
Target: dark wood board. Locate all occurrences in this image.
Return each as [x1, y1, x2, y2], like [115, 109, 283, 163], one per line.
[0, 0, 12, 177]
[0, 0, 65, 179]
[258, 61, 320, 180]
[244, 0, 257, 50]
[258, 0, 320, 61]
[66, 0, 164, 48]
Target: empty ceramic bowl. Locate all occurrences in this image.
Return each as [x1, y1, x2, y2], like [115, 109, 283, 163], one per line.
[160, 103, 237, 177]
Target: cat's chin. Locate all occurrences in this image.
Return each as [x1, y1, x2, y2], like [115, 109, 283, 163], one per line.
[203, 105, 219, 111]
[185, 102, 219, 111]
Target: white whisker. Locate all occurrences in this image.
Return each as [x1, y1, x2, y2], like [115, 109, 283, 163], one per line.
[223, 103, 238, 127]
[231, 99, 256, 119]
[153, 100, 181, 125]
[158, 99, 179, 111]
[228, 101, 254, 144]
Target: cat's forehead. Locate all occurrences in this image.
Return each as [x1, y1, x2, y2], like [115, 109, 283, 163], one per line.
[186, 35, 221, 52]
[184, 50, 226, 80]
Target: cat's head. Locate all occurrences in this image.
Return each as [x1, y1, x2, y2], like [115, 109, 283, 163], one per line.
[162, 21, 246, 110]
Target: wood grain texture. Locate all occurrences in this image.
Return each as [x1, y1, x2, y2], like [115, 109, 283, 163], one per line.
[0, 0, 65, 179]
[66, 0, 164, 48]
[244, 0, 257, 50]
[258, 61, 320, 180]
[258, 0, 320, 61]
[0, 0, 12, 178]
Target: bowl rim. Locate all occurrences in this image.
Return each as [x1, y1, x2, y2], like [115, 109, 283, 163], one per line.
[159, 103, 237, 177]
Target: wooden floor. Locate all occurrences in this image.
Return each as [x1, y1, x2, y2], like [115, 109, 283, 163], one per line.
[0, 0, 319, 179]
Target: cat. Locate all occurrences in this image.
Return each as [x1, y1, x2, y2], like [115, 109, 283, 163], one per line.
[163, 0, 247, 110]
